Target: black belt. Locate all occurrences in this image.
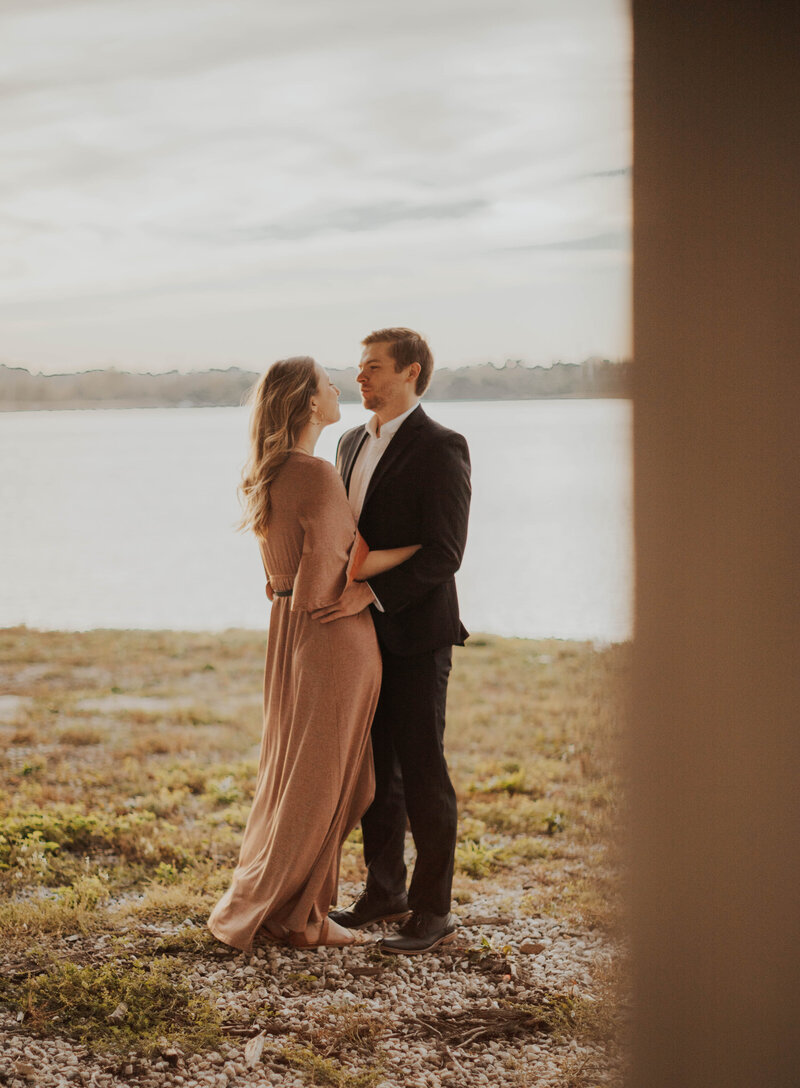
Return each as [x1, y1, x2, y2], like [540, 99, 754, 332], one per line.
[273, 588, 292, 597]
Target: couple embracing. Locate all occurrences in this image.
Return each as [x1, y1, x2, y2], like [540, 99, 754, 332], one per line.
[208, 327, 471, 955]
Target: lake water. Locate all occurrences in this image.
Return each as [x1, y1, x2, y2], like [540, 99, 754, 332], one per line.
[0, 401, 632, 641]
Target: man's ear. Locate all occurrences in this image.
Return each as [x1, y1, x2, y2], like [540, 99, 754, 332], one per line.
[407, 362, 421, 384]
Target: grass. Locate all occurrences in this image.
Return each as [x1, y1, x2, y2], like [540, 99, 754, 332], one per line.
[0, 958, 223, 1056]
[0, 628, 626, 929]
[281, 1045, 383, 1087]
[0, 626, 628, 1079]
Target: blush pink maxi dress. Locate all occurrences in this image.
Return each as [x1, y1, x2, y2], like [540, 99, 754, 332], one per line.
[207, 452, 380, 951]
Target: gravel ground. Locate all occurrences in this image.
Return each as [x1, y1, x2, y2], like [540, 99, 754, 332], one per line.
[0, 884, 624, 1088]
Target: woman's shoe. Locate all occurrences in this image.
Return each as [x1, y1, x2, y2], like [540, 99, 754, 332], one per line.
[287, 917, 368, 949]
[257, 920, 287, 944]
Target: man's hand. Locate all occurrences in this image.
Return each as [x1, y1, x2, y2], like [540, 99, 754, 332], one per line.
[312, 581, 374, 624]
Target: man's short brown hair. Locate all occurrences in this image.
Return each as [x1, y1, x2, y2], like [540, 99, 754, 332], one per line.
[361, 327, 434, 396]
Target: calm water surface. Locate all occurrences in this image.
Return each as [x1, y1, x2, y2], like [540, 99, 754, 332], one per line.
[0, 401, 632, 640]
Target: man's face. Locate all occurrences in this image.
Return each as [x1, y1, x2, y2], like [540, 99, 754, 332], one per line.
[357, 341, 414, 415]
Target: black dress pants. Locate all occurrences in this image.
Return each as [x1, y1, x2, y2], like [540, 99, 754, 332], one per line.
[362, 644, 458, 916]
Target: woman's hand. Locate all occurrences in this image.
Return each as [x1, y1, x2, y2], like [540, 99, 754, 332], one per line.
[311, 581, 374, 623]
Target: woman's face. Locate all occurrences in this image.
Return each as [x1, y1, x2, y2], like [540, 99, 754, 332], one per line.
[313, 365, 341, 425]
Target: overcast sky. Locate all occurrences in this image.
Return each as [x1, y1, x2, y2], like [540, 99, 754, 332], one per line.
[0, 0, 631, 375]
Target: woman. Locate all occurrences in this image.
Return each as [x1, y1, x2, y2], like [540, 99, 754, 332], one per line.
[207, 356, 418, 951]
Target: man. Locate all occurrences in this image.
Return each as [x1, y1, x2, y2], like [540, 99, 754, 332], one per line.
[313, 327, 471, 954]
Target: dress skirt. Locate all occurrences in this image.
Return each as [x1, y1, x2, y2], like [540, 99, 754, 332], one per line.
[207, 452, 381, 952]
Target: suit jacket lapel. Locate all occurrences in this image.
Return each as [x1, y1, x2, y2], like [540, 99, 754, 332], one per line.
[361, 405, 427, 513]
[341, 428, 368, 493]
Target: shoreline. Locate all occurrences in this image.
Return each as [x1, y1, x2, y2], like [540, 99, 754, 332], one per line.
[0, 625, 630, 653]
[1, 393, 631, 413]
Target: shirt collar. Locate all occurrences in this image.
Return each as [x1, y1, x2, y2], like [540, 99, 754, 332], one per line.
[366, 402, 419, 440]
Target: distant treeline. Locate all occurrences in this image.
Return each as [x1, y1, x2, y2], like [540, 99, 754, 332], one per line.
[0, 357, 631, 411]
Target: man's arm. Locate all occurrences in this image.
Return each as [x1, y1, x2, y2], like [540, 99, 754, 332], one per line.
[365, 432, 471, 614]
[311, 544, 420, 624]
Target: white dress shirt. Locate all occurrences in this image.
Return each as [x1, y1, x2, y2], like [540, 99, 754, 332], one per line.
[347, 403, 419, 522]
[347, 403, 419, 612]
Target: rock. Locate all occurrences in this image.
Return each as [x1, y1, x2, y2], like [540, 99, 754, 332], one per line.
[519, 941, 546, 954]
[244, 1032, 266, 1068]
[14, 1062, 38, 1080]
[106, 1003, 128, 1023]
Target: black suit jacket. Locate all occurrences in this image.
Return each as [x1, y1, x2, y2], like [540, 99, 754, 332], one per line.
[336, 405, 471, 656]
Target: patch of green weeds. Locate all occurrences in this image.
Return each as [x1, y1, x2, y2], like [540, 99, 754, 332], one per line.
[544, 811, 566, 835]
[455, 839, 504, 879]
[469, 764, 531, 796]
[458, 816, 487, 843]
[113, 867, 226, 925]
[154, 763, 209, 795]
[500, 836, 552, 861]
[1, 958, 223, 1056]
[127, 787, 191, 819]
[557, 875, 620, 932]
[204, 775, 244, 806]
[151, 861, 181, 884]
[506, 993, 581, 1038]
[468, 796, 563, 836]
[468, 934, 513, 960]
[55, 872, 111, 910]
[152, 926, 219, 956]
[0, 896, 106, 945]
[0, 806, 194, 888]
[282, 1045, 382, 1087]
[507, 987, 621, 1045]
[285, 972, 320, 993]
[0, 827, 61, 881]
[315, 1004, 384, 1056]
[19, 759, 45, 778]
[202, 804, 250, 831]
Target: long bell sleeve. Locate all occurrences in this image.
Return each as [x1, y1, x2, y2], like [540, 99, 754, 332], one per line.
[289, 460, 357, 613]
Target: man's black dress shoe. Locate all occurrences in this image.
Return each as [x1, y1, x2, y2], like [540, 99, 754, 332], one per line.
[329, 890, 410, 929]
[378, 910, 458, 954]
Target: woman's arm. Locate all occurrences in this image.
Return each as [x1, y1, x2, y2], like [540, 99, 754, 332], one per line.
[356, 544, 421, 581]
[315, 539, 422, 625]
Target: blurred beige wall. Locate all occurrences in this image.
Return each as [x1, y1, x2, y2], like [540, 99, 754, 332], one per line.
[631, 5, 800, 1086]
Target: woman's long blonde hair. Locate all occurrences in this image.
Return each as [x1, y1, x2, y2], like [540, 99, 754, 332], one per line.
[239, 356, 319, 537]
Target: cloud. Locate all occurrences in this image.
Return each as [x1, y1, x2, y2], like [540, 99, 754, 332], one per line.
[588, 167, 632, 178]
[221, 199, 489, 243]
[505, 229, 631, 252]
[0, 0, 632, 370]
